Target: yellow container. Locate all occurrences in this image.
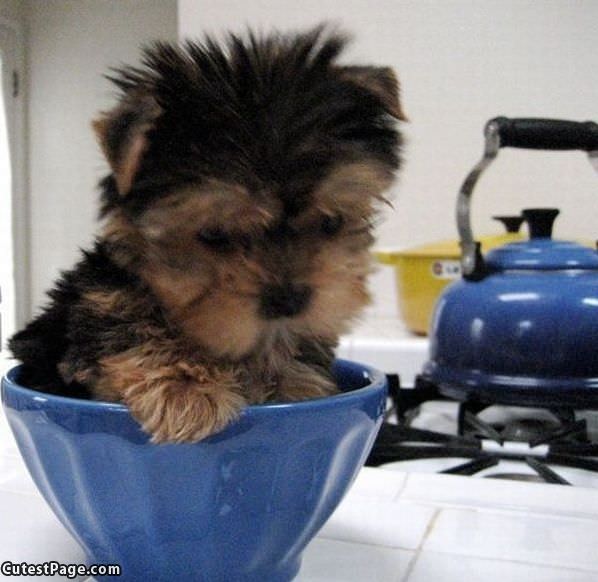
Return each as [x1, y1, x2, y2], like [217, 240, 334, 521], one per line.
[375, 232, 523, 335]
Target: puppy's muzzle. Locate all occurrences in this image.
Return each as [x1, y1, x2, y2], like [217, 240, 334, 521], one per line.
[260, 284, 312, 319]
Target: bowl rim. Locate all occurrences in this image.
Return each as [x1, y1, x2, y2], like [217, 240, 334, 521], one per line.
[1, 359, 386, 416]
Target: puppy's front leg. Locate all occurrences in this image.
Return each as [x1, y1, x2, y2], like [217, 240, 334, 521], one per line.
[274, 361, 338, 402]
[97, 347, 246, 443]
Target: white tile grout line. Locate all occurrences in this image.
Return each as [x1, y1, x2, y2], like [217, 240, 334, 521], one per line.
[315, 532, 417, 553]
[399, 508, 441, 582]
[392, 473, 410, 501]
[406, 547, 598, 576]
[394, 472, 598, 523]
[397, 498, 598, 525]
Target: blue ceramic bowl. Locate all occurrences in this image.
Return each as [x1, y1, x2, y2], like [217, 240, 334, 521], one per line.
[1, 359, 386, 582]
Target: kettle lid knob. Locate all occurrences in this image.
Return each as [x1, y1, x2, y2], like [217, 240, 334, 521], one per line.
[521, 208, 560, 239]
[492, 215, 525, 233]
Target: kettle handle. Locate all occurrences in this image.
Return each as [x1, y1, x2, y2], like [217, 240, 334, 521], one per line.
[491, 117, 598, 151]
[458, 117, 598, 279]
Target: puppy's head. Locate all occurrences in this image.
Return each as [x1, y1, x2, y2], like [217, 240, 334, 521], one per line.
[95, 27, 405, 359]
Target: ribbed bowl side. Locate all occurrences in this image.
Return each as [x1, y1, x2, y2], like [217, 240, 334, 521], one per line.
[1, 361, 385, 582]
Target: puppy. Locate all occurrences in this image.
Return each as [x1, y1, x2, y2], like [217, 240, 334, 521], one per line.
[9, 27, 404, 443]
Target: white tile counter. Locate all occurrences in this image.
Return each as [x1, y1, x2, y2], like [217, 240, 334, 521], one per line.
[301, 468, 598, 581]
[2, 445, 598, 582]
[2, 309, 598, 580]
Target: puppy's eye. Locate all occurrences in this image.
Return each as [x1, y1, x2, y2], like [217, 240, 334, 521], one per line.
[196, 228, 232, 250]
[321, 214, 344, 236]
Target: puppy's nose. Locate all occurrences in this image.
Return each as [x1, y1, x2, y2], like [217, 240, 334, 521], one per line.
[260, 284, 312, 319]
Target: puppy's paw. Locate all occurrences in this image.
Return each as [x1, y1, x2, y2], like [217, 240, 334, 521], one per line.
[124, 372, 246, 444]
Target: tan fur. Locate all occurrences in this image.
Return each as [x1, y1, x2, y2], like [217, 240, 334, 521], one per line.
[271, 360, 337, 401]
[58, 362, 94, 385]
[290, 162, 393, 243]
[311, 161, 395, 214]
[92, 118, 111, 164]
[129, 161, 384, 358]
[14, 35, 402, 445]
[115, 133, 149, 195]
[92, 95, 161, 195]
[88, 158, 391, 442]
[83, 290, 130, 315]
[97, 342, 247, 443]
[138, 181, 281, 249]
[337, 66, 408, 121]
[101, 210, 147, 269]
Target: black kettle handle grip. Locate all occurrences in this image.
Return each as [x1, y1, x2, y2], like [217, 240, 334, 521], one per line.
[490, 117, 598, 151]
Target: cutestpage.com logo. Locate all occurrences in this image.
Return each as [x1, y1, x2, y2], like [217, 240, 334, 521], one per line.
[1, 560, 122, 578]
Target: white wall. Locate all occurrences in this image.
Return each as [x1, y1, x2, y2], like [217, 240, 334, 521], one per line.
[0, 0, 27, 349]
[22, 0, 598, 322]
[26, 0, 177, 312]
[179, 0, 598, 251]
[0, 0, 25, 22]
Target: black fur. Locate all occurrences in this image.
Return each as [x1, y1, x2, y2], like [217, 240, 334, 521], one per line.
[101, 28, 401, 219]
[8, 242, 150, 396]
[10, 27, 402, 402]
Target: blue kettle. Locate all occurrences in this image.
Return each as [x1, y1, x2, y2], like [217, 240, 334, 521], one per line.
[423, 117, 598, 407]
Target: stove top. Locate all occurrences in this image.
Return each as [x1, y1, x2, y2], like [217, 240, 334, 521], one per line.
[368, 375, 598, 488]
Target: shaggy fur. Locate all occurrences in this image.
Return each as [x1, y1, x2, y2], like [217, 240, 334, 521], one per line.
[9, 27, 404, 443]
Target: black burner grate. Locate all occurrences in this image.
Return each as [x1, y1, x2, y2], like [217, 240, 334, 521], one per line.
[367, 374, 598, 485]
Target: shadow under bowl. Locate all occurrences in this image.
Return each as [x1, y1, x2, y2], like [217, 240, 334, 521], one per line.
[1, 359, 386, 582]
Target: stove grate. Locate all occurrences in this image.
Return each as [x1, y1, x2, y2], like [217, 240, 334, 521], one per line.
[368, 374, 598, 485]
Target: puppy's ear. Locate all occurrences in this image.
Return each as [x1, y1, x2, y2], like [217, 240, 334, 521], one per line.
[339, 66, 408, 121]
[92, 94, 161, 195]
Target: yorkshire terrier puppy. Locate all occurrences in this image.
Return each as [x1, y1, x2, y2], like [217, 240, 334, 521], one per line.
[10, 27, 404, 443]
